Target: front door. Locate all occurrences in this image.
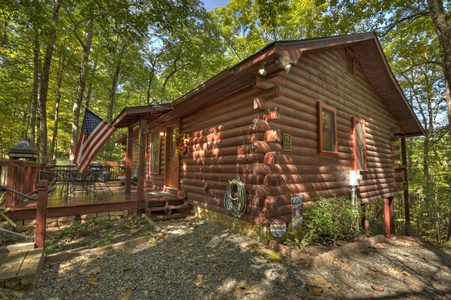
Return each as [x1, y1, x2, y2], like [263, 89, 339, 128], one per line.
[164, 122, 180, 189]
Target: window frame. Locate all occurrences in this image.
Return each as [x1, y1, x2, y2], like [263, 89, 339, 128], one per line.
[318, 102, 338, 156]
[352, 117, 367, 171]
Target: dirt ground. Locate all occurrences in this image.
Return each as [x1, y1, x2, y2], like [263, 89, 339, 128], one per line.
[1, 217, 451, 299]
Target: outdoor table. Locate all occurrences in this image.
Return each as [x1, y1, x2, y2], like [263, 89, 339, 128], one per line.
[61, 169, 100, 200]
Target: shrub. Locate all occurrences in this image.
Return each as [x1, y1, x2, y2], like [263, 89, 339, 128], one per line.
[299, 195, 361, 245]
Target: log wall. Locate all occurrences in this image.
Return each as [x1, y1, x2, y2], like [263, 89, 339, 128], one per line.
[147, 47, 401, 226]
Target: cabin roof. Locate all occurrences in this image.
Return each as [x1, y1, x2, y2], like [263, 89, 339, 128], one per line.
[112, 103, 172, 128]
[115, 33, 424, 136]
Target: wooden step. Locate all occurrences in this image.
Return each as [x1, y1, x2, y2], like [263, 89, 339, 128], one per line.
[0, 247, 44, 291]
[145, 191, 190, 221]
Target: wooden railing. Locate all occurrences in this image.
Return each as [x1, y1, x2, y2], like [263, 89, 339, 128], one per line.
[48, 164, 123, 181]
[0, 160, 42, 208]
[0, 161, 123, 208]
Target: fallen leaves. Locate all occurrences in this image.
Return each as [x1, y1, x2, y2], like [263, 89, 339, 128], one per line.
[87, 266, 101, 275]
[233, 285, 257, 299]
[118, 289, 133, 300]
[310, 275, 340, 292]
[123, 263, 134, 271]
[87, 277, 99, 285]
[371, 282, 384, 292]
[194, 274, 203, 286]
[309, 285, 324, 296]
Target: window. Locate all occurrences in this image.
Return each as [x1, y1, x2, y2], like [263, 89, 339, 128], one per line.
[353, 118, 367, 170]
[318, 102, 337, 155]
[150, 131, 160, 173]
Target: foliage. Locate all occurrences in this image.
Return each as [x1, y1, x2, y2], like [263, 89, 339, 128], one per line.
[0, 193, 15, 228]
[297, 196, 362, 245]
[266, 249, 284, 263]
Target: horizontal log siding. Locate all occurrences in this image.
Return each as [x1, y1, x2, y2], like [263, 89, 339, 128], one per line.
[180, 86, 267, 223]
[175, 48, 400, 225]
[266, 48, 397, 204]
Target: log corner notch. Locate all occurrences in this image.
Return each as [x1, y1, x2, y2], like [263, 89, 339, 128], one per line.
[253, 84, 279, 111]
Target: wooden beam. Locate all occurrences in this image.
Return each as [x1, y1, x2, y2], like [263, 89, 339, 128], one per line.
[34, 180, 48, 249]
[125, 124, 133, 195]
[401, 136, 411, 236]
[137, 118, 147, 214]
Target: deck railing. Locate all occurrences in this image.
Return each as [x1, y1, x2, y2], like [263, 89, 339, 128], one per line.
[0, 160, 41, 208]
[0, 161, 123, 208]
[48, 164, 123, 181]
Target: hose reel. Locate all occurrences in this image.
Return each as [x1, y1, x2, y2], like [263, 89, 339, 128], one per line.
[224, 179, 247, 217]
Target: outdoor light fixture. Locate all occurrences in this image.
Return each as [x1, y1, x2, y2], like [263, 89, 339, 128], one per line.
[258, 61, 267, 76]
[277, 55, 292, 73]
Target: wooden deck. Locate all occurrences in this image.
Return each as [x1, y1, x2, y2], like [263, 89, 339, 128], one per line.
[7, 181, 140, 221]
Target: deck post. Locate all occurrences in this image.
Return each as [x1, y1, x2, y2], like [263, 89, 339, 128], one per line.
[389, 196, 395, 236]
[401, 136, 411, 236]
[383, 198, 391, 238]
[125, 124, 134, 195]
[137, 118, 147, 214]
[5, 161, 16, 208]
[35, 180, 48, 248]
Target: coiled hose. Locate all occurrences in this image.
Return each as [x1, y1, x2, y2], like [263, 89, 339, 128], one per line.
[224, 179, 247, 217]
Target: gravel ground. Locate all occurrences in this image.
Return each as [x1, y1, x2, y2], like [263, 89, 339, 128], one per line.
[4, 216, 451, 300]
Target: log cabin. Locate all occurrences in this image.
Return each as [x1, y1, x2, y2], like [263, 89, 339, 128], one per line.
[113, 33, 424, 240]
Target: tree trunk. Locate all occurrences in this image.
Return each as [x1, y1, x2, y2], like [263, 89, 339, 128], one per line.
[427, 0, 451, 242]
[85, 61, 97, 108]
[38, 0, 61, 163]
[108, 38, 127, 123]
[31, 4, 40, 149]
[70, 15, 94, 160]
[50, 56, 66, 161]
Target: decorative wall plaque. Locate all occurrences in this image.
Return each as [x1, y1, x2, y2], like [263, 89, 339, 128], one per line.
[291, 196, 304, 227]
[283, 133, 291, 151]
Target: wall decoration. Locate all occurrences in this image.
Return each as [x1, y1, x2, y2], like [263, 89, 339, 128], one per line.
[291, 196, 304, 227]
[174, 129, 189, 155]
[283, 133, 291, 151]
[270, 218, 287, 238]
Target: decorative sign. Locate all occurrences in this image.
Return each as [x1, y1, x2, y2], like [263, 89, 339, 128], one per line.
[291, 196, 304, 227]
[283, 133, 291, 151]
[270, 219, 287, 238]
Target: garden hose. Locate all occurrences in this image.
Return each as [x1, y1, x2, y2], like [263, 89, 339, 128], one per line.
[224, 179, 247, 217]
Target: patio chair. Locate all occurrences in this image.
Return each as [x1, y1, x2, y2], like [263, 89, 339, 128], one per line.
[119, 165, 138, 186]
[65, 170, 98, 199]
[95, 170, 113, 195]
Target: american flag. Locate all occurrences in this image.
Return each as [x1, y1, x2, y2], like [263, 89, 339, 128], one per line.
[74, 109, 117, 173]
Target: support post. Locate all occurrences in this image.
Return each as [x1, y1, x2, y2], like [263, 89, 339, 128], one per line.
[125, 123, 133, 195]
[401, 136, 411, 236]
[35, 180, 48, 248]
[5, 161, 16, 208]
[389, 196, 395, 236]
[137, 118, 147, 214]
[384, 198, 391, 238]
